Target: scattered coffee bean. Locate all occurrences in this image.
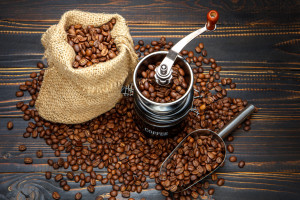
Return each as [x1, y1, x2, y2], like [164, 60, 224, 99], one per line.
[95, 196, 104, 200]
[244, 125, 251, 131]
[110, 190, 118, 197]
[55, 174, 63, 182]
[161, 190, 169, 197]
[87, 185, 95, 193]
[45, 171, 52, 179]
[52, 191, 60, 200]
[122, 191, 130, 198]
[37, 62, 44, 69]
[229, 156, 237, 162]
[36, 150, 43, 158]
[24, 157, 33, 164]
[60, 180, 67, 187]
[227, 135, 234, 142]
[66, 172, 74, 180]
[18, 145, 26, 151]
[227, 144, 234, 153]
[217, 178, 225, 186]
[211, 173, 218, 181]
[16, 91, 24, 97]
[75, 192, 82, 200]
[208, 188, 215, 195]
[238, 160, 245, 168]
[63, 184, 70, 191]
[7, 121, 13, 130]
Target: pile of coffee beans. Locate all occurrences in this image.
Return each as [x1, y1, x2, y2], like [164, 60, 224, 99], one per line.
[159, 133, 225, 192]
[138, 62, 188, 103]
[14, 37, 256, 199]
[67, 18, 118, 69]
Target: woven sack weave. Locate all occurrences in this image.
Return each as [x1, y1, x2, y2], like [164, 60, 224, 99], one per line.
[35, 10, 138, 124]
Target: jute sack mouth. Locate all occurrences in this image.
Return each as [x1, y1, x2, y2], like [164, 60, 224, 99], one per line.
[35, 10, 138, 124]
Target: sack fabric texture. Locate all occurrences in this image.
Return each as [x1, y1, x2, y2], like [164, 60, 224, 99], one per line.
[35, 10, 138, 124]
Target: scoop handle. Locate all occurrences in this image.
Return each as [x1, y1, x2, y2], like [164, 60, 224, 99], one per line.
[206, 10, 219, 30]
[218, 104, 256, 139]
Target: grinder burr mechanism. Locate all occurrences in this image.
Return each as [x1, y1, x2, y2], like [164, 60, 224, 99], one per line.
[133, 10, 219, 138]
[155, 10, 219, 86]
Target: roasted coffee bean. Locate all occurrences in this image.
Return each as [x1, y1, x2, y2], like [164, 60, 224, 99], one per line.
[229, 156, 237, 162]
[45, 171, 52, 179]
[122, 191, 130, 198]
[80, 180, 85, 187]
[16, 101, 24, 109]
[227, 144, 234, 153]
[227, 135, 234, 142]
[208, 188, 215, 195]
[16, 91, 24, 97]
[24, 157, 33, 164]
[199, 43, 204, 49]
[138, 40, 144, 46]
[19, 145, 27, 151]
[63, 184, 71, 191]
[238, 160, 245, 168]
[244, 125, 251, 131]
[30, 72, 37, 78]
[217, 178, 225, 186]
[195, 46, 201, 53]
[36, 150, 43, 158]
[75, 192, 82, 200]
[74, 175, 80, 183]
[161, 190, 169, 197]
[95, 196, 104, 200]
[55, 174, 63, 182]
[37, 62, 44, 69]
[87, 185, 95, 193]
[110, 190, 118, 197]
[211, 173, 218, 181]
[60, 180, 67, 187]
[169, 185, 177, 192]
[7, 121, 13, 130]
[52, 191, 60, 200]
[67, 172, 74, 180]
[47, 159, 54, 166]
[191, 191, 199, 199]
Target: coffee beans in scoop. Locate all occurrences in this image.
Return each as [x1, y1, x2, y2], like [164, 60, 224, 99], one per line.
[138, 62, 188, 103]
[159, 134, 225, 192]
[67, 18, 118, 69]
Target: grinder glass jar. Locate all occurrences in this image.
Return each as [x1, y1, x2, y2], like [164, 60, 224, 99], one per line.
[133, 51, 194, 138]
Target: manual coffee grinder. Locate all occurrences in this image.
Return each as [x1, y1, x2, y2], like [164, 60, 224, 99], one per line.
[133, 10, 219, 138]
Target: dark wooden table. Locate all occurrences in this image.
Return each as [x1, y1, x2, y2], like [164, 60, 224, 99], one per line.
[0, 1, 299, 199]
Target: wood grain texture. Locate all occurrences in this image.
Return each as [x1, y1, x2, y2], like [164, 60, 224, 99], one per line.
[0, 0, 300, 199]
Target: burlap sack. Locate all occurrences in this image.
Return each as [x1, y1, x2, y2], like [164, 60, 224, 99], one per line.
[35, 10, 138, 124]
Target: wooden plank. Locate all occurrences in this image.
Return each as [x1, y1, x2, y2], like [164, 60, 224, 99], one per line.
[0, 172, 299, 200]
[0, 0, 299, 25]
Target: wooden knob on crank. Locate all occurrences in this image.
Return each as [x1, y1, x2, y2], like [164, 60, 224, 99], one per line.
[206, 10, 219, 30]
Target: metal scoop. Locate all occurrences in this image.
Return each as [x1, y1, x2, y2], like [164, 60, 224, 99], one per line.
[155, 10, 219, 86]
[159, 104, 256, 193]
